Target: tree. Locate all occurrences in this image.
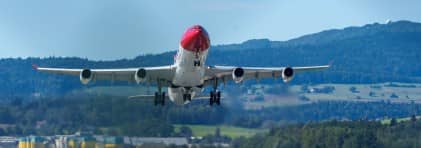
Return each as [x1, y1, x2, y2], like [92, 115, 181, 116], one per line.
[106, 128, 119, 136]
[215, 127, 221, 138]
[93, 127, 103, 135]
[0, 128, 5, 136]
[298, 95, 310, 101]
[300, 85, 309, 92]
[390, 93, 399, 99]
[349, 86, 359, 93]
[390, 118, 397, 126]
[411, 115, 417, 122]
[178, 126, 193, 138]
[253, 95, 265, 102]
[369, 91, 376, 97]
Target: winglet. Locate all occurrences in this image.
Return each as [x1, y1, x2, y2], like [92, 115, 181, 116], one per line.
[328, 60, 334, 67]
[32, 64, 38, 70]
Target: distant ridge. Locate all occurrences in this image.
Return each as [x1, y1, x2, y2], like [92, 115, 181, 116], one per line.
[215, 20, 421, 50]
[284, 20, 421, 45]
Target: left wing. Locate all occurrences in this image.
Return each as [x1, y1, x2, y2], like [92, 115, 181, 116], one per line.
[34, 65, 175, 85]
[204, 64, 330, 85]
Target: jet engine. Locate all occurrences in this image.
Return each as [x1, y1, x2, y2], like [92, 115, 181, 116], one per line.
[135, 68, 147, 83]
[282, 67, 294, 83]
[80, 69, 92, 84]
[232, 67, 245, 83]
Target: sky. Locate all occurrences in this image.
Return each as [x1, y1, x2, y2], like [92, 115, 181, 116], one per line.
[0, 0, 420, 60]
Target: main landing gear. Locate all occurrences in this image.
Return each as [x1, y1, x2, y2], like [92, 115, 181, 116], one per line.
[183, 93, 192, 102]
[209, 78, 221, 106]
[209, 90, 221, 106]
[154, 80, 165, 106]
[154, 92, 165, 106]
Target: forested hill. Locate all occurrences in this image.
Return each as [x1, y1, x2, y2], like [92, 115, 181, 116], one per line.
[1, 20, 421, 96]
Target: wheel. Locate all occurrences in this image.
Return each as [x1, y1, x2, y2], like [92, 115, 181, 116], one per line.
[194, 61, 201, 66]
[161, 92, 166, 106]
[209, 92, 214, 105]
[216, 91, 221, 105]
[187, 94, 192, 101]
[154, 92, 159, 106]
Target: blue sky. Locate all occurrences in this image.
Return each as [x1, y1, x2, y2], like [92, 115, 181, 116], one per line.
[0, 0, 420, 60]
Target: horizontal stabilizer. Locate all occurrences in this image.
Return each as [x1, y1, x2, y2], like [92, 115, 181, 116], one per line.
[128, 95, 168, 100]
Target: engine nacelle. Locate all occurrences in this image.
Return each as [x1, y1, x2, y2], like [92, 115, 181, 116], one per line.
[282, 67, 294, 83]
[134, 68, 147, 83]
[232, 67, 245, 83]
[80, 69, 92, 85]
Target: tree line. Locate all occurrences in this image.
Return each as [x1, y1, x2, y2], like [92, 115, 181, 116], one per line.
[232, 118, 421, 148]
[0, 93, 420, 136]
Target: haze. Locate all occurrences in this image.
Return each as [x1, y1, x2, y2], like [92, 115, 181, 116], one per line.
[0, 0, 420, 60]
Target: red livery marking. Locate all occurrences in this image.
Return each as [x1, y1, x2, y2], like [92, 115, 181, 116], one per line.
[180, 25, 210, 52]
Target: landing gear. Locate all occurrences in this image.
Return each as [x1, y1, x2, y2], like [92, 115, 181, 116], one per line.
[209, 78, 221, 106]
[194, 60, 201, 67]
[209, 91, 221, 106]
[161, 92, 165, 105]
[183, 93, 192, 102]
[154, 92, 165, 106]
[194, 49, 201, 67]
[154, 79, 165, 106]
[216, 91, 221, 105]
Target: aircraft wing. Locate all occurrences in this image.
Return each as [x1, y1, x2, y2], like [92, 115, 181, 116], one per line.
[204, 64, 330, 85]
[34, 64, 175, 85]
[128, 94, 221, 100]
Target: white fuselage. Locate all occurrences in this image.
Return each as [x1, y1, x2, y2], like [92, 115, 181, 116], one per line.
[167, 45, 209, 105]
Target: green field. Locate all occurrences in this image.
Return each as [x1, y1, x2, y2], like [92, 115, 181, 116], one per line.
[174, 124, 267, 138]
[80, 83, 421, 109]
[289, 83, 421, 102]
[381, 116, 420, 125]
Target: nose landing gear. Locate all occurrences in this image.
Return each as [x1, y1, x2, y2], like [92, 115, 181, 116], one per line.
[194, 60, 201, 67]
[183, 94, 192, 102]
[194, 49, 202, 67]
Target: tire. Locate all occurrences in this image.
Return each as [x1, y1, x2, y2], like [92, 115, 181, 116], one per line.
[161, 92, 166, 106]
[216, 91, 221, 105]
[187, 94, 192, 101]
[154, 92, 159, 106]
[209, 92, 214, 105]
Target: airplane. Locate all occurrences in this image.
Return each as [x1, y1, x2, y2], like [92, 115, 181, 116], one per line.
[34, 25, 330, 106]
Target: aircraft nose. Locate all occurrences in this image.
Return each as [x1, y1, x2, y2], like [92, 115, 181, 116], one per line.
[180, 25, 210, 52]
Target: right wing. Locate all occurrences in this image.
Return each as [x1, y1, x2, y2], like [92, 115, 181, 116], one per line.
[203, 64, 330, 85]
[34, 64, 176, 85]
[128, 93, 222, 101]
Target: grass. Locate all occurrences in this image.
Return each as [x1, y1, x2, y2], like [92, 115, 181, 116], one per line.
[381, 116, 419, 125]
[289, 83, 421, 102]
[174, 124, 267, 138]
[241, 82, 421, 109]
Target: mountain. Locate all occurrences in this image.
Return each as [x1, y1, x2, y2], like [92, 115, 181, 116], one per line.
[209, 20, 421, 83]
[1, 20, 421, 97]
